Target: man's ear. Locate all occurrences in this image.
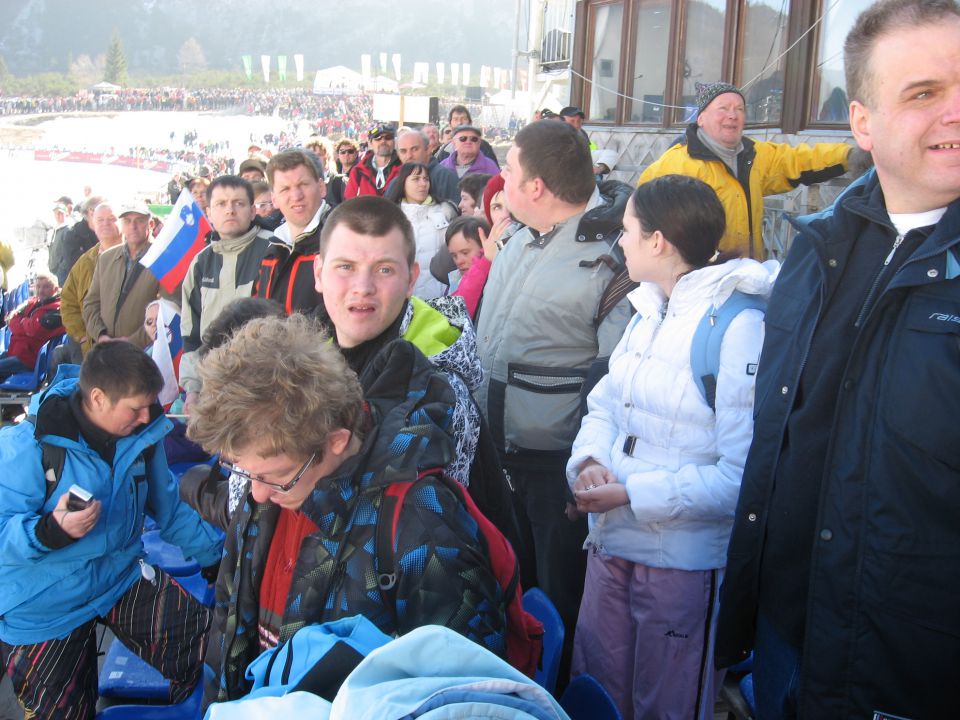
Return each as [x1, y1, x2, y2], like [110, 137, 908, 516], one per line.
[407, 261, 421, 296]
[528, 177, 546, 202]
[313, 255, 324, 293]
[327, 428, 353, 457]
[848, 100, 874, 152]
[88, 386, 108, 411]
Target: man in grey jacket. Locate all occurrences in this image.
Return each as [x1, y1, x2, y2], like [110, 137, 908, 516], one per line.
[475, 120, 633, 679]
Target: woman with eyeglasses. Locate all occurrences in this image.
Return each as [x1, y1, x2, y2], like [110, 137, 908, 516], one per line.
[326, 138, 360, 207]
[385, 162, 458, 299]
[187, 314, 508, 707]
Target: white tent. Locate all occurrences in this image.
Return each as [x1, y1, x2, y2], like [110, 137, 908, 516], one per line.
[369, 75, 400, 93]
[90, 81, 121, 93]
[312, 66, 365, 93]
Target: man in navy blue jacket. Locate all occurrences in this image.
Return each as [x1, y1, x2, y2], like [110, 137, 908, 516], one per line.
[716, 2, 960, 718]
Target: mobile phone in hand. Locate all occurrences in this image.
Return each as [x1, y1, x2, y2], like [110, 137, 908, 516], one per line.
[66, 484, 93, 511]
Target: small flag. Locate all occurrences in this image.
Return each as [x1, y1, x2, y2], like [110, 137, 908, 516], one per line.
[140, 189, 209, 294]
[148, 299, 183, 409]
[294, 53, 304, 82]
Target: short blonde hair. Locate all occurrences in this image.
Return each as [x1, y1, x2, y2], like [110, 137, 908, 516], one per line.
[187, 314, 364, 459]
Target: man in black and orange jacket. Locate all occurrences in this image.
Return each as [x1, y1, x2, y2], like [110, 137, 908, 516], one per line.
[254, 149, 331, 317]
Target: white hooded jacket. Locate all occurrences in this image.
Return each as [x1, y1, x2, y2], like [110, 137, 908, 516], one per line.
[566, 257, 778, 570]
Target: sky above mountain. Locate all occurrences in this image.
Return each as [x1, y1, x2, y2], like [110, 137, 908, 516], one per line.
[0, 0, 518, 78]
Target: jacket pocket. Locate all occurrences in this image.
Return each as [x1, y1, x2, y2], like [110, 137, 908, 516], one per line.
[504, 363, 587, 450]
[881, 291, 960, 470]
[753, 292, 805, 414]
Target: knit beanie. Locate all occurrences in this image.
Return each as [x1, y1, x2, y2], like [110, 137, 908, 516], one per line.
[482, 174, 506, 225]
[696, 82, 744, 114]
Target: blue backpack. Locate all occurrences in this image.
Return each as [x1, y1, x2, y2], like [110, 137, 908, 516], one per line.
[690, 290, 767, 412]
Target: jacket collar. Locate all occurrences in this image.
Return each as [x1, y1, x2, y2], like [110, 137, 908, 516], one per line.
[209, 224, 263, 254]
[298, 339, 456, 520]
[684, 122, 756, 165]
[33, 379, 167, 462]
[627, 258, 777, 317]
[273, 202, 330, 247]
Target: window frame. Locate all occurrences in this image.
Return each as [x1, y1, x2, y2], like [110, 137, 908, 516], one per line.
[575, 0, 837, 134]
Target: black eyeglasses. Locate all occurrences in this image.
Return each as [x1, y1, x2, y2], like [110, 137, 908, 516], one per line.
[457, 136, 480, 143]
[220, 452, 317, 493]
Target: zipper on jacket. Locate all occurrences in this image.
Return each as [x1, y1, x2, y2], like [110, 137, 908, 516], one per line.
[854, 234, 903, 329]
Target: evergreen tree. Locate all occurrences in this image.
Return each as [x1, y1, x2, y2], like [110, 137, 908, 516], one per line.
[104, 31, 127, 86]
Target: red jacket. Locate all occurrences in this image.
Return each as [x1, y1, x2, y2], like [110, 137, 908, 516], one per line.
[6, 295, 64, 368]
[344, 152, 401, 198]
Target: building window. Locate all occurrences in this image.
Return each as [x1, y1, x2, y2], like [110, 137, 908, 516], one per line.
[576, 0, 865, 132]
[811, 0, 873, 124]
[677, 0, 728, 124]
[740, 0, 789, 125]
[587, 1, 624, 121]
[628, 1, 673, 123]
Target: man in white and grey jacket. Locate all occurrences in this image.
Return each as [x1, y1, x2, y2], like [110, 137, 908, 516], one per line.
[180, 175, 272, 414]
[474, 120, 633, 680]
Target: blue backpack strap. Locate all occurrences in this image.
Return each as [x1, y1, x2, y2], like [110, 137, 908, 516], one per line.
[690, 290, 767, 412]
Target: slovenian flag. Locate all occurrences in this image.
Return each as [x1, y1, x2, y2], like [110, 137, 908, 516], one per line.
[148, 299, 183, 409]
[140, 189, 210, 293]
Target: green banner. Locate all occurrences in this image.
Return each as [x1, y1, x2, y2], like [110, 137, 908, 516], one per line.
[241, 55, 253, 81]
[278, 55, 287, 82]
[148, 204, 173, 219]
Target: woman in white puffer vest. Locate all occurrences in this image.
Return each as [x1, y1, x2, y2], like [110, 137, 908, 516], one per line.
[566, 175, 778, 720]
[386, 162, 458, 300]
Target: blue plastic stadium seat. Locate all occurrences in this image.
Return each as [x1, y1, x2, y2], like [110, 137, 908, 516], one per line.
[141, 530, 200, 577]
[523, 587, 564, 695]
[0, 342, 49, 392]
[174, 572, 215, 608]
[96, 674, 202, 719]
[728, 650, 754, 674]
[740, 673, 756, 715]
[2, 279, 30, 316]
[0, 334, 66, 393]
[98, 641, 169, 701]
[560, 673, 622, 720]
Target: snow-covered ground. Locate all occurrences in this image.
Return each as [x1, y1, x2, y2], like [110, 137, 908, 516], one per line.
[0, 111, 301, 284]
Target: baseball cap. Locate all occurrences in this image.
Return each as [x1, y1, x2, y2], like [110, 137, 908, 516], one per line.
[559, 106, 585, 118]
[368, 123, 397, 140]
[117, 201, 152, 218]
[238, 158, 267, 176]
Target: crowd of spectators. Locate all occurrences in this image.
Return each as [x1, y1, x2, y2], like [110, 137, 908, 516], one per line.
[4, 3, 950, 718]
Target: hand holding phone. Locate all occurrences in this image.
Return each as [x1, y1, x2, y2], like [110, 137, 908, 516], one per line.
[54, 487, 101, 539]
[66, 484, 93, 512]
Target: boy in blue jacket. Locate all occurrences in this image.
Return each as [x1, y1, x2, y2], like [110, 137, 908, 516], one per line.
[0, 341, 223, 720]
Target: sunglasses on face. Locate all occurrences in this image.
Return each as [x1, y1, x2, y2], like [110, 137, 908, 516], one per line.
[338, 148, 357, 155]
[220, 452, 317, 493]
[372, 134, 394, 142]
[457, 136, 480, 143]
